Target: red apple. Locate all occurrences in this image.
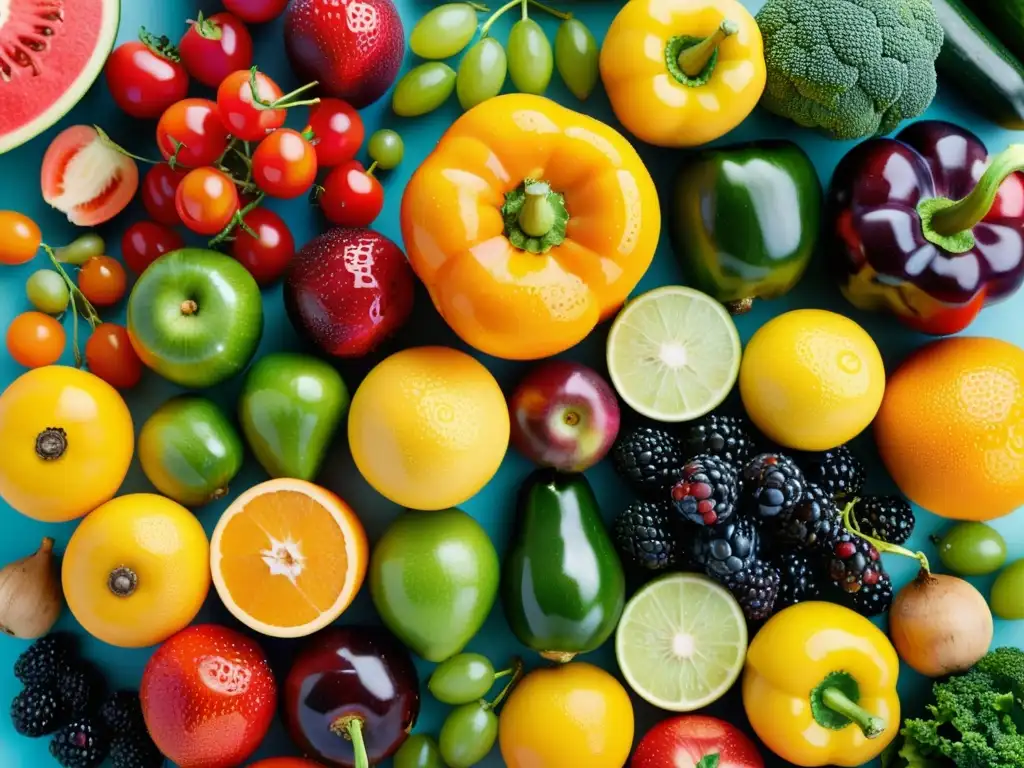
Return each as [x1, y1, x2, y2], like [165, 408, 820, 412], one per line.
[632, 715, 764, 768]
[509, 360, 621, 472]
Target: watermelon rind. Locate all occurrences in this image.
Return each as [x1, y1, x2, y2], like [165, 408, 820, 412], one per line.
[0, 0, 121, 156]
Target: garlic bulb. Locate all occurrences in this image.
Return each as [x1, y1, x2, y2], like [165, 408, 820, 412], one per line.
[0, 537, 63, 639]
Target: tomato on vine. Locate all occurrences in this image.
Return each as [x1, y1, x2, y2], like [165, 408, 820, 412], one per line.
[105, 29, 190, 119]
[0, 211, 42, 265]
[252, 128, 319, 199]
[223, 0, 289, 23]
[6, 312, 66, 368]
[319, 160, 384, 227]
[156, 98, 230, 168]
[122, 221, 185, 274]
[306, 98, 364, 167]
[230, 207, 296, 286]
[78, 256, 127, 307]
[85, 324, 144, 390]
[175, 167, 240, 235]
[179, 12, 254, 88]
[141, 164, 187, 225]
[217, 69, 285, 141]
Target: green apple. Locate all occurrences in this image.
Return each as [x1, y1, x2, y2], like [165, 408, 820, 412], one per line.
[238, 352, 349, 481]
[127, 249, 263, 389]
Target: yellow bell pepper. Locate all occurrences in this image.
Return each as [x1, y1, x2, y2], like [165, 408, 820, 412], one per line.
[742, 601, 901, 767]
[400, 94, 660, 361]
[600, 0, 766, 148]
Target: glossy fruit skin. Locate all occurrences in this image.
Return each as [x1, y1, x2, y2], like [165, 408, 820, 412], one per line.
[457, 38, 507, 110]
[632, 715, 765, 768]
[217, 69, 286, 142]
[410, 3, 479, 59]
[105, 40, 190, 119]
[6, 312, 65, 368]
[0, 211, 42, 265]
[176, 167, 240, 236]
[122, 221, 185, 274]
[555, 19, 599, 100]
[935, 522, 1008, 576]
[439, 702, 497, 768]
[85, 323, 144, 390]
[127, 249, 264, 389]
[141, 624, 276, 768]
[157, 98, 230, 168]
[0, 366, 134, 523]
[253, 129, 319, 199]
[139, 397, 244, 507]
[367, 129, 403, 170]
[991, 559, 1024, 619]
[231, 207, 296, 285]
[306, 98, 364, 167]
[284, 626, 420, 767]
[371, 509, 499, 662]
[394, 735, 445, 768]
[284, 0, 406, 108]
[428, 653, 495, 705]
[499, 663, 634, 768]
[503, 470, 625, 660]
[248, 760, 323, 768]
[179, 13, 254, 88]
[392, 62, 457, 117]
[78, 255, 127, 307]
[224, 0, 290, 23]
[56, 234, 106, 266]
[320, 161, 384, 227]
[284, 228, 415, 358]
[62, 494, 210, 648]
[142, 164, 187, 225]
[508, 19, 553, 94]
[26, 270, 70, 315]
[238, 353, 349, 482]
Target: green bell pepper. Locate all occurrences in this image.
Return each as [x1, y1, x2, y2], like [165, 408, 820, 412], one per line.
[670, 140, 822, 313]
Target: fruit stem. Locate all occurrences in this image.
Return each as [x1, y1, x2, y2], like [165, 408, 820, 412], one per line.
[366, 161, 379, 177]
[842, 500, 930, 572]
[35, 428, 68, 461]
[107, 566, 139, 598]
[677, 19, 738, 77]
[139, 27, 181, 62]
[493, 667, 514, 681]
[528, 0, 571, 20]
[481, 0, 569, 36]
[468, 1, 490, 10]
[484, 657, 524, 711]
[821, 686, 886, 739]
[928, 144, 1024, 240]
[190, 12, 223, 41]
[519, 181, 556, 236]
[249, 66, 321, 111]
[329, 716, 369, 768]
[41, 243, 101, 368]
[93, 125, 163, 165]
[208, 193, 265, 247]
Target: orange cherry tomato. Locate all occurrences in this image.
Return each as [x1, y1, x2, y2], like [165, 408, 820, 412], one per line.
[252, 128, 318, 199]
[78, 256, 128, 307]
[175, 167, 240, 236]
[6, 312, 65, 368]
[0, 211, 42, 265]
[85, 323, 144, 390]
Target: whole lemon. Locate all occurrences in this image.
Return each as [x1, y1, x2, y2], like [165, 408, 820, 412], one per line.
[499, 662, 633, 768]
[348, 346, 509, 510]
[62, 494, 210, 648]
[739, 309, 885, 451]
[875, 337, 1024, 521]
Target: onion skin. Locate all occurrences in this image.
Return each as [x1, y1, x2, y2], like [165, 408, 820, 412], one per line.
[889, 569, 992, 678]
[0, 537, 63, 639]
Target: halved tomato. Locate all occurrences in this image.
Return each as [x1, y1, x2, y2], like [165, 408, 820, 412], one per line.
[41, 125, 139, 227]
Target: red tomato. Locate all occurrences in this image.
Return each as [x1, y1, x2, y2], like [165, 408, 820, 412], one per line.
[305, 98, 364, 167]
[141, 164, 187, 226]
[85, 324, 144, 390]
[78, 256, 128, 307]
[319, 161, 384, 227]
[105, 36, 190, 119]
[179, 12, 254, 89]
[217, 69, 286, 142]
[122, 222, 185, 274]
[156, 99, 230, 169]
[0, 211, 42, 265]
[632, 716, 764, 768]
[223, 0, 289, 23]
[6, 312, 65, 368]
[252, 129, 318, 199]
[175, 167, 240, 236]
[230, 207, 295, 286]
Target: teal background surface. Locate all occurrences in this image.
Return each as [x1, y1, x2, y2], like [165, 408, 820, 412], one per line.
[1, 1, 1023, 766]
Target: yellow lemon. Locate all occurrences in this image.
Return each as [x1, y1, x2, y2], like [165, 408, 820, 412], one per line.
[348, 346, 509, 510]
[739, 309, 885, 451]
[499, 662, 634, 768]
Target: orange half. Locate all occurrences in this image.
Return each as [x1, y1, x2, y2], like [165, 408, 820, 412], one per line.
[211, 479, 368, 638]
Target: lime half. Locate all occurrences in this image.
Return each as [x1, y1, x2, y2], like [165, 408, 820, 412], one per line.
[616, 573, 747, 712]
[607, 286, 741, 422]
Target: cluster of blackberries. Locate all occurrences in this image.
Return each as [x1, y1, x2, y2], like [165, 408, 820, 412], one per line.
[10, 634, 163, 768]
[611, 414, 916, 622]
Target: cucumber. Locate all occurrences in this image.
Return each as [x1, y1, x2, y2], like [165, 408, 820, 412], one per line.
[971, 0, 1024, 64]
[933, 0, 1024, 129]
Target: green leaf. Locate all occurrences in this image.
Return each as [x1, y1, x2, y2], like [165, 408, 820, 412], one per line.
[696, 754, 720, 768]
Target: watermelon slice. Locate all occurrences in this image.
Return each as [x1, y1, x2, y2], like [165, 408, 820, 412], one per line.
[0, 0, 120, 155]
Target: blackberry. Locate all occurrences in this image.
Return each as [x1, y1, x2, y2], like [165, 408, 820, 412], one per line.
[774, 554, 823, 610]
[797, 445, 866, 499]
[840, 571, 895, 617]
[680, 414, 755, 471]
[825, 532, 891, 617]
[774, 483, 842, 553]
[612, 426, 686, 498]
[723, 560, 780, 622]
[14, 633, 78, 686]
[58, 664, 104, 719]
[743, 454, 805, 521]
[611, 500, 681, 571]
[99, 691, 144, 738]
[10, 684, 67, 737]
[692, 518, 760, 579]
[49, 718, 110, 768]
[853, 496, 915, 546]
[671, 455, 739, 526]
[110, 732, 164, 768]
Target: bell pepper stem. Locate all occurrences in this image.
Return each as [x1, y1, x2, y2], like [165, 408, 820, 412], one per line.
[821, 687, 886, 739]
[329, 716, 369, 768]
[519, 182, 557, 237]
[677, 19, 738, 77]
[929, 145, 1024, 236]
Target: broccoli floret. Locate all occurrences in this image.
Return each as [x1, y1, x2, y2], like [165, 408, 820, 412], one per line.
[755, 0, 944, 139]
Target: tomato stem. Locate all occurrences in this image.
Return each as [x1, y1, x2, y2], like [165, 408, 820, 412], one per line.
[93, 125, 163, 166]
[208, 193, 265, 247]
[366, 160, 379, 177]
[484, 657, 523, 711]
[841, 500, 931, 572]
[309, 184, 325, 206]
[248, 66, 321, 111]
[189, 11, 224, 41]
[41, 243, 101, 368]
[139, 27, 182, 62]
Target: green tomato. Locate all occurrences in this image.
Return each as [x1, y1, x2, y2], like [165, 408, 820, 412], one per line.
[394, 734, 445, 768]
[555, 19, 598, 100]
[991, 559, 1024, 619]
[410, 3, 480, 60]
[56, 233, 105, 266]
[393, 62, 457, 117]
[428, 653, 496, 704]
[507, 18, 553, 95]
[457, 37, 507, 110]
[935, 522, 1007, 576]
[25, 270, 70, 315]
[439, 702, 498, 768]
[368, 129, 405, 170]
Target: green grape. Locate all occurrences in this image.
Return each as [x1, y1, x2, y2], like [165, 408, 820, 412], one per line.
[991, 559, 1024, 619]
[439, 702, 498, 768]
[392, 62, 457, 117]
[457, 37, 508, 110]
[935, 522, 1007, 576]
[555, 18, 599, 100]
[507, 18, 553, 95]
[428, 653, 496, 704]
[394, 734, 445, 768]
[368, 129, 405, 170]
[56, 233, 105, 266]
[25, 269, 70, 315]
[410, 3, 481, 60]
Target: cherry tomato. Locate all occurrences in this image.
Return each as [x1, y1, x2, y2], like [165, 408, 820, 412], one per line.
[156, 98, 230, 169]
[179, 12, 254, 89]
[121, 221, 185, 274]
[175, 167, 240, 236]
[252, 129, 318, 199]
[216, 69, 285, 142]
[6, 312, 65, 368]
[141, 164, 187, 226]
[320, 161, 384, 227]
[230, 207, 296, 285]
[306, 98, 364, 167]
[85, 323, 144, 390]
[78, 256, 128, 307]
[105, 34, 190, 119]
[0, 211, 42, 265]
[223, 0, 289, 23]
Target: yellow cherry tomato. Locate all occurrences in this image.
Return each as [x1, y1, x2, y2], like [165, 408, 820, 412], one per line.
[0, 366, 134, 522]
